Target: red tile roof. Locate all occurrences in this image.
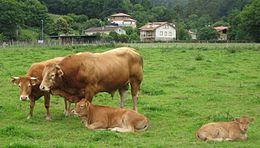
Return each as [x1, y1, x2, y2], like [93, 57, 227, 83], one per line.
[214, 26, 229, 31]
[111, 13, 130, 17]
[140, 22, 172, 31]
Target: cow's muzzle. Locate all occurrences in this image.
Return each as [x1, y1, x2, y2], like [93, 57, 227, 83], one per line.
[39, 85, 50, 91]
[20, 96, 29, 101]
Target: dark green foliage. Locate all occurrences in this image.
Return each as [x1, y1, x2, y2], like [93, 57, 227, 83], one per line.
[195, 54, 204, 61]
[197, 26, 219, 40]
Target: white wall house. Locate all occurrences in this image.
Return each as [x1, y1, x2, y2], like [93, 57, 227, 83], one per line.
[140, 22, 176, 42]
[108, 13, 136, 28]
[83, 26, 126, 36]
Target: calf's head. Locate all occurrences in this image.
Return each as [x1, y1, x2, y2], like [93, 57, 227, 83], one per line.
[233, 117, 255, 133]
[40, 64, 63, 91]
[11, 76, 39, 101]
[75, 99, 90, 117]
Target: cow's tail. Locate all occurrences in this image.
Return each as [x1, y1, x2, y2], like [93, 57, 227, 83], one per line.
[140, 56, 144, 69]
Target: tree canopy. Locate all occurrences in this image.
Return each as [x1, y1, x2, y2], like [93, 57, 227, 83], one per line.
[0, 0, 258, 42]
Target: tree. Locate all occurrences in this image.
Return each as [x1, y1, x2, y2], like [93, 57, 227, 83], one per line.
[20, 0, 49, 27]
[54, 17, 71, 34]
[197, 26, 218, 40]
[0, 0, 24, 40]
[238, 0, 260, 42]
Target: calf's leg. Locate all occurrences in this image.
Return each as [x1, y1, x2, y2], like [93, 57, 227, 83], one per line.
[110, 127, 134, 133]
[86, 122, 106, 130]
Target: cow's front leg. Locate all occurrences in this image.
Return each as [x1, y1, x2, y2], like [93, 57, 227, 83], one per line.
[44, 93, 51, 120]
[28, 98, 35, 119]
[84, 88, 94, 102]
[64, 98, 72, 117]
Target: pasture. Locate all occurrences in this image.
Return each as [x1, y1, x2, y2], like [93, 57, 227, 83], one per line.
[0, 43, 259, 147]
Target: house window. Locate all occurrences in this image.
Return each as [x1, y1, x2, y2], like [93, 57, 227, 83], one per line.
[169, 31, 172, 36]
[164, 31, 167, 36]
[160, 31, 163, 36]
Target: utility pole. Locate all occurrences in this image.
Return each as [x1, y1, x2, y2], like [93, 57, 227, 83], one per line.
[41, 19, 44, 40]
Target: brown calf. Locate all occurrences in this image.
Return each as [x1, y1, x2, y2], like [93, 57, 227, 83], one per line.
[196, 117, 255, 141]
[74, 99, 149, 132]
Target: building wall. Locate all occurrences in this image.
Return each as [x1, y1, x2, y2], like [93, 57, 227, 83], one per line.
[114, 28, 126, 35]
[155, 25, 176, 41]
[111, 20, 136, 28]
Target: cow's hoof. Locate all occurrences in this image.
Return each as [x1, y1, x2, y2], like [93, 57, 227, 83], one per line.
[64, 111, 70, 117]
[46, 116, 51, 121]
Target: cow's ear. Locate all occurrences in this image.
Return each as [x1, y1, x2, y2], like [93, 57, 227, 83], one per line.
[11, 77, 20, 85]
[55, 64, 64, 77]
[85, 100, 90, 107]
[249, 118, 256, 122]
[30, 77, 40, 86]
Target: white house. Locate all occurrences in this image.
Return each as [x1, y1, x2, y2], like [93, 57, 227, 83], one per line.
[83, 26, 126, 36]
[140, 22, 176, 42]
[108, 13, 137, 28]
[188, 30, 197, 40]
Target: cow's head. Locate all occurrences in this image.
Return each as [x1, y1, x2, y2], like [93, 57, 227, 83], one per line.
[11, 76, 39, 101]
[40, 64, 63, 91]
[233, 117, 255, 133]
[74, 99, 90, 117]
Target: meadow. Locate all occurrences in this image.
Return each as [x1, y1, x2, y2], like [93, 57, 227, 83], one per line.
[0, 43, 259, 147]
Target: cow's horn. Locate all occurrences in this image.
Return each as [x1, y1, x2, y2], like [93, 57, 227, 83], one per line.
[30, 77, 37, 80]
[12, 76, 19, 80]
[55, 64, 61, 69]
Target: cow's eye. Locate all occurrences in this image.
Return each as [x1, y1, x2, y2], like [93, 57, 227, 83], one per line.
[18, 84, 21, 87]
[28, 84, 31, 87]
[80, 105, 84, 108]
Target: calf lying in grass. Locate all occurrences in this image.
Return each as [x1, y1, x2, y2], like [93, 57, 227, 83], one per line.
[74, 99, 149, 132]
[196, 117, 255, 141]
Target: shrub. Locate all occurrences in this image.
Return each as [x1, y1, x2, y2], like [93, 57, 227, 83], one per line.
[195, 54, 204, 61]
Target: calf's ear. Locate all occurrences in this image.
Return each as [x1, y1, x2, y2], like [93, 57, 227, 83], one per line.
[249, 118, 256, 122]
[233, 118, 241, 123]
[55, 64, 64, 77]
[11, 77, 20, 85]
[30, 77, 40, 86]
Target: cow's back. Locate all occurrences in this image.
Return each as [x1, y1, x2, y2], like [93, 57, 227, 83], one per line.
[59, 47, 143, 91]
[27, 57, 64, 80]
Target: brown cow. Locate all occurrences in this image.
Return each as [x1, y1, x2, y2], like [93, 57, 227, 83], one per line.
[40, 47, 143, 111]
[11, 57, 69, 120]
[196, 117, 255, 141]
[74, 99, 149, 132]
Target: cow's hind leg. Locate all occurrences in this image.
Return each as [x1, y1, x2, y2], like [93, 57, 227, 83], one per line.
[130, 79, 141, 111]
[43, 93, 51, 120]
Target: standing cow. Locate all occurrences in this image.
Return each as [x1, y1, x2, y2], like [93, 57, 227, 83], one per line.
[11, 57, 71, 120]
[40, 47, 143, 111]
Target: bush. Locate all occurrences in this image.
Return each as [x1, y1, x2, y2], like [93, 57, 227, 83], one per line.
[17, 29, 39, 41]
[195, 54, 204, 61]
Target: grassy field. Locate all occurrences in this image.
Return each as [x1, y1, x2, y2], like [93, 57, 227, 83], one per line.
[0, 43, 259, 147]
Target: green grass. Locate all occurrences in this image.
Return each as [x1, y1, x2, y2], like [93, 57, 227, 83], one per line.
[0, 43, 260, 147]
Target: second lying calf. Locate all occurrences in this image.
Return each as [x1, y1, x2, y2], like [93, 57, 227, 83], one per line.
[74, 99, 149, 132]
[196, 117, 255, 141]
